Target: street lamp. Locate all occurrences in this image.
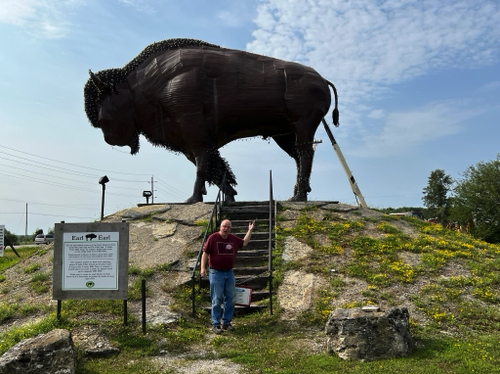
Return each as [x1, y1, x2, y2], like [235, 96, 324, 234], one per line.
[99, 175, 109, 221]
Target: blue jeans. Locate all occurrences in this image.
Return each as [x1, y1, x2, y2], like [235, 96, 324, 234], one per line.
[209, 268, 235, 326]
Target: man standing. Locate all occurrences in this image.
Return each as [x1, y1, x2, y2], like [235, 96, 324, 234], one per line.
[200, 219, 255, 334]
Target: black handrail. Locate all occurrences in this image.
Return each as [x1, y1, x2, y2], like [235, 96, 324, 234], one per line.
[191, 173, 227, 316]
[268, 170, 274, 315]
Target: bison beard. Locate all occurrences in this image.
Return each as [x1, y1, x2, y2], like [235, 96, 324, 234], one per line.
[83, 38, 338, 203]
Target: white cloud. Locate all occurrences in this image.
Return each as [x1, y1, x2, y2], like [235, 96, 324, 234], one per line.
[247, 0, 500, 153]
[0, 0, 40, 25]
[118, 0, 155, 14]
[478, 80, 500, 93]
[249, 0, 500, 88]
[353, 99, 481, 157]
[367, 109, 385, 120]
[252, 0, 500, 94]
[0, 0, 80, 38]
[216, 1, 258, 28]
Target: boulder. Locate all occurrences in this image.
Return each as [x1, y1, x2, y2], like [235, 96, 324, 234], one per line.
[0, 329, 75, 374]
[282, 236, 313, 262]
[325, 306, 413, 361]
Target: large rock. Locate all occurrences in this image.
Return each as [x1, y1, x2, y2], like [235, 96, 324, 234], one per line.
[325, 306, 413, 361]
[282, 237, 313, 262]
[0, 329, 75, 374]
[278, 270, 315, 319]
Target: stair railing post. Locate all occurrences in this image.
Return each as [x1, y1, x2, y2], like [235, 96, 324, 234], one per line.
[268, 170, 274, 315]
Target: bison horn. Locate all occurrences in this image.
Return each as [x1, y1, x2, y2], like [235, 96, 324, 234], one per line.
[89, 69, 107, 92]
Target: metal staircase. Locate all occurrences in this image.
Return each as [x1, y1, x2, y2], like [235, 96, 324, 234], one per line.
[219, 200, 275, 315]
[191, 172, 275, 316]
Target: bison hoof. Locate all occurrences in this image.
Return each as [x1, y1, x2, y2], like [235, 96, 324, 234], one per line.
[185, 195, 203, 204]
[288, 194, 307, 202]
[224, 194, 236, 203]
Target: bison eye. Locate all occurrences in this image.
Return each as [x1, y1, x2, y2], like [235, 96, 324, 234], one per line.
[98, 107, 113, 122]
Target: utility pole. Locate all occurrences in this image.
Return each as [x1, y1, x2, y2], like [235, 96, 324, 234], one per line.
[25, 203, 28, 245]
[151, 176, 154, 204]
[148, 175, 155, 204]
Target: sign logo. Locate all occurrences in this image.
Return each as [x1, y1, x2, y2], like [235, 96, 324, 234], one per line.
[86, 281, 95, 288]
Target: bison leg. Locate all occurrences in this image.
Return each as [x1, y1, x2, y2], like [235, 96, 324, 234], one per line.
[185, 148, 237, 203]
[272, 132, 303, 198]
[291, 147, 314, 201]
[185, 151, 210, 204]
[222, 180, 237, 202]
[272, 130, 313, 201]
[288, 110, 324, 201]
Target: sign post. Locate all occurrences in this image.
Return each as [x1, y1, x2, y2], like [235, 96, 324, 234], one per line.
[53, 221, 129, 322]
[0, 225, 4, 257]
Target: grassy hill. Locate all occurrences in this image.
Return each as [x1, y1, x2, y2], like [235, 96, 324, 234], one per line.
[0, 202, 499, 373]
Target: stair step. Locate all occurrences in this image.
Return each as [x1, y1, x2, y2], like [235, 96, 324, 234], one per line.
[235, 249, 268, 256]
[199, 290, 270, 303]
[247, 290, 272, 301]
[222, 205, 270, 213]
[233, 232, 270, 241]
[224, 201, 272, 207]
[197, 275, 269, 290]
[239, 240, 272, 250]
[234, 258, 268, 267]
[232, 266, 268, 275]
[224, 212, 270, 220]
[230, 219, 273, 226]
[202, 304, 268, 316]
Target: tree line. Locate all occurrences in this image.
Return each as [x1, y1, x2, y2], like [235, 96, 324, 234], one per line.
[2, 228, 54, 246]
[422, 153, 499, 243]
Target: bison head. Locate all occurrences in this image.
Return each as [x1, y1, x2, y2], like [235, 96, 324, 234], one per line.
[84, 70, 140, 154]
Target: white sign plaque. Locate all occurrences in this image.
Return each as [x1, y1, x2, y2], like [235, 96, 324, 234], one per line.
[62, 231, 119, 290]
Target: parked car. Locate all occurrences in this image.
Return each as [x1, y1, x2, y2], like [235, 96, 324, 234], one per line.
[35, 234, 54, 245]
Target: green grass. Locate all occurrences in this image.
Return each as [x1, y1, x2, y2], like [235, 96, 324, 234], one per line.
[29, 271, 51, 293]
[1, 207, 500, 374]
[211, 324, 500, 374]
[0, 314, 70, 355]
[0, 246, 39, 272]
[23, 263, 41, 274]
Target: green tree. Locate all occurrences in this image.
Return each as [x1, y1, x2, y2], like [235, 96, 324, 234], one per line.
[32, 228, 43, 241]
[451, 154, 500, 243]
[2, 228, 19, 246]
[422, 169, 453, 224]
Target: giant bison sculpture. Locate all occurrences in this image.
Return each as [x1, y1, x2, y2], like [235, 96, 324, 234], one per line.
[84, 38, 339, 202]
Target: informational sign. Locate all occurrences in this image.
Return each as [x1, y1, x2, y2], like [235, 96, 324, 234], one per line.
[234, 285, 252, 306]
[53, 221, 129, 300]
[0, 225, 4, 257]
[62, 231, 119, 290]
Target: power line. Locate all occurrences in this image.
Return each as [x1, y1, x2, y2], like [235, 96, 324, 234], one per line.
[28, 212, 96, 220]
[0, 145, 192, 199]
[0, 170, 137, 199]
[0, 197, 98, 210]
[0, 151, 147, 183]
[154, 176, 188, 200]
[0, 144, 152, 177]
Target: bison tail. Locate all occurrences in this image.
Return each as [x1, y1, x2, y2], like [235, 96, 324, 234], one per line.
[327, 80, 340, 127]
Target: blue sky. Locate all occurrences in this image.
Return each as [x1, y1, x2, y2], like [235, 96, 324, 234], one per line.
[1, 0, 499, 235]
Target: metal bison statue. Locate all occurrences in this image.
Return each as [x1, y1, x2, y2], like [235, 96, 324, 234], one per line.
[84, 38, 339, 203]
